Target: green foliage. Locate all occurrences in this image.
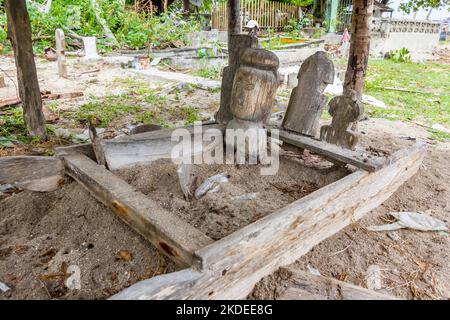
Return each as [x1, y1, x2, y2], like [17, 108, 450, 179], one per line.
[0, 1, 201, 52]
[192, 65, 222, 80]
[116, 12, 200, 49]
[277, 0, 314, 6]
[0, 107, 51, 145]
[399, 0, 449, 14]
[387, 48, 412, 63]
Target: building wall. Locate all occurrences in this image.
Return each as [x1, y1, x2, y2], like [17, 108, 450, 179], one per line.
[370, 18, 441, 57]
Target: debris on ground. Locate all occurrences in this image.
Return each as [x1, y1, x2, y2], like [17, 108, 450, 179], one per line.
[367, 211, 448, 232]
[177, 162, 193, 200]
[307, 264, 321, 276]
[0, 280, 10, 293]
[194, 172, 230, 199]
[233, 192, 258, 201]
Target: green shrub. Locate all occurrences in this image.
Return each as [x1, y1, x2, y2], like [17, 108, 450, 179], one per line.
[387, 48, 412, 63]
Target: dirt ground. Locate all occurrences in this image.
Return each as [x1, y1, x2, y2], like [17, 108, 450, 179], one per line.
[252, 120, 450, 300]
[1, 52, 449, 300]
[115, 157, 348, 240]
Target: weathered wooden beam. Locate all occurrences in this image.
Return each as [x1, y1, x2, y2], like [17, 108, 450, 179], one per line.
[277, 268, 399, 300]
[275, 129, 387, 172]
[63, 154, 213, 267]
[55, 143, 96, 161]
[111, 142, 425, 299]
[100, 123, 225, 170]
[0, 156, 63, 192]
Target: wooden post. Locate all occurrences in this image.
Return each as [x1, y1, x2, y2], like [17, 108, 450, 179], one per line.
[228, 0, 241, 45]
[5, 0, 47, 139]
[55, 29, 68, 78]
[182, 0, 190, 18]
[343, 0, 374, 101]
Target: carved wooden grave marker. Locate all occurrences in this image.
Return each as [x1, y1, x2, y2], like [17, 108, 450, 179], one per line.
[320, 92, 364, 150]
[282, 51, 334, 137]
[216, 34, 259, 124]
[225, 47, 280, 163]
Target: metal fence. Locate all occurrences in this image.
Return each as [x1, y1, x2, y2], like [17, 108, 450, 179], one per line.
[336, 0, 352, 32]
[212, 0, 302, 31]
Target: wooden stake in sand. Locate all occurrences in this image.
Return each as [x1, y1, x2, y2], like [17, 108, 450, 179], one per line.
[55, 28, 68, 78]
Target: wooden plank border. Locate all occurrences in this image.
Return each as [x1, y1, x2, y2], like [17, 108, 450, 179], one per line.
[111, 142, 425, 299]
[63, 154, 214, 267]
[275, 129, 388, 172]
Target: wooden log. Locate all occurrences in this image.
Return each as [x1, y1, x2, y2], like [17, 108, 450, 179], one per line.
[55, 143, 96, 161]
[0, 156, 63, 192]
[277, 268, 399, 300]
[0, 91, 84, 109]
[112, 142, 425, 299]
[63, 154, 213, 267]
[5, 0, 46, 138]
[275, 129, 387, 172]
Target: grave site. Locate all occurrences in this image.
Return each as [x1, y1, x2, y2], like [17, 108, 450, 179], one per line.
[0, 0, 449, 300]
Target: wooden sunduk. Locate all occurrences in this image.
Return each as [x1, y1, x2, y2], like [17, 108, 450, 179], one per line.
[0, 126, 425, 299]
[108, 141, 425, 300]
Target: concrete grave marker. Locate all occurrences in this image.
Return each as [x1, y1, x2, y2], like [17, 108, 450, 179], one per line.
[82, 36, 100, 61]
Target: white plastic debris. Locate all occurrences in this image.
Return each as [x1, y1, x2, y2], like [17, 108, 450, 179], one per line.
[366, 265, 383, 290]
[0, 281, 10, 293]
[431, 123, 450, 134]
[150, 57, 162, 66]
[177, 163, 192, 200]
[55, 128, 71, 139]
[307, 264, 321, 276]
[194, 172, 229, 200]
[362, 95, 387, 109]
[324, 79, 386, 109]
[367, 212, 448, 232]
[233, 192, 258, 201]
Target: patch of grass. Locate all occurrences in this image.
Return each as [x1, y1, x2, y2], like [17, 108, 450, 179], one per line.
[178, 106, 201, 125]
[430, 130, 450, 142]
[0, 107, 54, 146]
[192, 66, 222, 80]
[363, 59, 450, 140]
[74, 96, 142, 128]
[135, 111, 170, 128]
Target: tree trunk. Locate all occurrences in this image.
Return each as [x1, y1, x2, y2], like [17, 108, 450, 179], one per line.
[5, 0, 46, 139]
[183, 0, 190, 18]
[228, 0, 241, 47]
[343, 0, 374, 129]
[344, 0, 373, 100]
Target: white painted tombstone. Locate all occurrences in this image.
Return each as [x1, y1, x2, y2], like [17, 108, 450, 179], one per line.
[82, 36, 100, 60]
[55, 29, 68, 78]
